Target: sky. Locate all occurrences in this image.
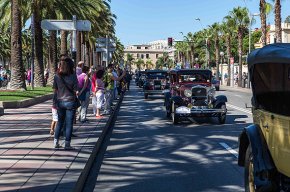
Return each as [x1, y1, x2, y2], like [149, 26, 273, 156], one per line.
[110, 0, 290, 46]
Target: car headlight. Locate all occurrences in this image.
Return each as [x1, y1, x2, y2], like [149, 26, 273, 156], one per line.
[184, 89, 192, 97]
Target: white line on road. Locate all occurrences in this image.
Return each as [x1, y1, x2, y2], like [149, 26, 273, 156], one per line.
[219, 142, 239, 159]
[227, 104, 252, 115]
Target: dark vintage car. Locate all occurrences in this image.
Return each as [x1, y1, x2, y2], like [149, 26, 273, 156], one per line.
[135, 71, 146, 86]
[164, 69, 227, 124]
[238, 44, 290, 192]
[143, 70, 169, 99]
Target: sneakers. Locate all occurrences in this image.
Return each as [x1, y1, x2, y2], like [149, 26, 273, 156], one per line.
[64, 141, 74, 150]
[96, 114, 102, 119]
[54, 139, 61, 149]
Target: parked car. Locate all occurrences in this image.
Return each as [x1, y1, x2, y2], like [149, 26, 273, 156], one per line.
[212, 76, 220, 91]
[143, 70, 169, 99]
[238, 44, 290, 192]
[164, 69, 227, 124]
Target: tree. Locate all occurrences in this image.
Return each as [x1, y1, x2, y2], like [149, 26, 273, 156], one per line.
[273, 0, 282, 43]
[259, 0, 273, 46]
[209, 23, 221, 80]
[229, 7, 250, 87]
[126, 53, 134, 72]
[183, 32, 195, 68]
[285, 15, 290, 23]
[135, 59, 144, 71]
[10, 0, 26, 90]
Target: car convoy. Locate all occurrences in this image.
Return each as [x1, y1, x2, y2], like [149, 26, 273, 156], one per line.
[135, 68, 228, 124]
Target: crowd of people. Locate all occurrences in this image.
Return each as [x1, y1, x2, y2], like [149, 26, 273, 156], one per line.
[50, 55, 132, 150]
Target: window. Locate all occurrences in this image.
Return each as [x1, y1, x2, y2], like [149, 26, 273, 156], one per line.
[156, 54, 159, 58]
[137, 46, 141, 49]
[145, 47, 148, 49]
[146, 54, 149, 59]
[141, 54, 144, 59]
[137, 54, 140, 58]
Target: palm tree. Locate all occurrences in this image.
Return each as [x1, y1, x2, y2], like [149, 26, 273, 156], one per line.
[229, 7, 250, 87]
[260, 0, 267, 46]
[135, 59, 144, 71]
[184, 32, 195, 68]
[209, 23, 221, 80]
[126, 53, 134, 71]
[10, 0, 26, 90]
[145, 59, 153, 70]
[174, 41, 188, 67]
[273, 0, 282, 42]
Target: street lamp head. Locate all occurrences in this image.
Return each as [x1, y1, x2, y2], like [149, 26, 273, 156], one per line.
[195, 18, 200, 21]
[220, 51, 224, 57]
[195, 57, 198, 62]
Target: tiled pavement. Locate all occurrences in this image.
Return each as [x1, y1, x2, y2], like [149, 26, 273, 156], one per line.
[0, 100, 109, 192]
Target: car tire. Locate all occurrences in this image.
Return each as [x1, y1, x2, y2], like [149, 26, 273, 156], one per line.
[144, 93, 148, 99]
[244, 145, 279, 192]
[218, 104, 226, 124]
[171, 102, 179, 124]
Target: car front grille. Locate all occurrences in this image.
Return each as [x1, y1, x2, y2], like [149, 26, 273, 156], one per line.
[154, 80, 161, 90]
[192, 87, 207, 100]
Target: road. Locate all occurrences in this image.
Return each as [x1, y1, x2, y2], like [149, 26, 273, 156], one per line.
[85, 85, 253, 192]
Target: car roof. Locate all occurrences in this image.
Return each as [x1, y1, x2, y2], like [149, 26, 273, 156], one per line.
[169, 69, 212, 75]
[145, 69, 167, 73]
[248, 43, 290, 69]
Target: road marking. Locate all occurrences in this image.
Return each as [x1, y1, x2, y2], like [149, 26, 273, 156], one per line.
[227, 104, 252, 115]
[219, 142, 238, 159]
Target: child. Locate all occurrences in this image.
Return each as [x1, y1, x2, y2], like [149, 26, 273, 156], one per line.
[50, 105, 58, 135]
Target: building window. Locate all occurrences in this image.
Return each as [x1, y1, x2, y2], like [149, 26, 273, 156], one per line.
[137, 54, 140, 58]
[141, 54, 144, 59]
[145, 47, 148, 49]
[156, 54, 159, 58]
[137, 46, 141, 49]
[146, 54, 149, 59]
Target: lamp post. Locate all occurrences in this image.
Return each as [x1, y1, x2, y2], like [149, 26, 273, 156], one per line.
[248, 13, 259, 88]
[220, 51, 224, 85]
[195, 57, 199, 68]
[195, 18, 209, 68]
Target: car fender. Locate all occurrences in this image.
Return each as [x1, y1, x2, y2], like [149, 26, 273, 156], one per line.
[238, 124, 275, 181]
[213, 95, 227, 108]
[170, 96, 183, 106]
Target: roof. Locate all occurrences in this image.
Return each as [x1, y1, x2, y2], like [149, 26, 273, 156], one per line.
[169, 69, 211, 74]
[248, 43, 290, 69]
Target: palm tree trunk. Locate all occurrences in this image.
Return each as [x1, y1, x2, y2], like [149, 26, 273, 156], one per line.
[226, 36, 231, 86]
[47, 31, 57, 86]
[215, 38, 220, 80]
[60, 30, 67, 55]
[238, 29, 243, 87]
[85, 41, 90, 66]
[33, 2, 45, 87]
[76, 31, 81, 64]
[10, 0, 26, 90]
[274, 0, 282, 43]
[260, 0, 267, 46]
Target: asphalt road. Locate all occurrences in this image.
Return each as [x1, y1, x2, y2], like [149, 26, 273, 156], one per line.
[87, 85, 254, 192]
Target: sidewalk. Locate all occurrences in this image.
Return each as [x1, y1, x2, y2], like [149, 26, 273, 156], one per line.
[220, 85, 252, 94]
[0, 99, 111, 192]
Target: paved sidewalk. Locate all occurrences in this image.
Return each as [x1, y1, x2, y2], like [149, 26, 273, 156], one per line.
[220, 85, 252, 94]
[0, 100, 109, 192]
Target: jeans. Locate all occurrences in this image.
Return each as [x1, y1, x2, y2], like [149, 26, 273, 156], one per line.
[78, 91, 90, 121]
[54, 101, 76, 143]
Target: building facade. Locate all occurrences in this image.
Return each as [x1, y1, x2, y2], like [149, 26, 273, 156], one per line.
[124, 40, 174, 71]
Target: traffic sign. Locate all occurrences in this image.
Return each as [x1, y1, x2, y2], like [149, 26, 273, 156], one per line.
[41, 20, 91, 31]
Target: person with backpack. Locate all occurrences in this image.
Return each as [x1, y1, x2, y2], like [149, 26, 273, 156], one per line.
[103, 64, 126, 115]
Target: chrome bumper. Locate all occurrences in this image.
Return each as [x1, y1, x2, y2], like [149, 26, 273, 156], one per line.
[175, 106, 227, 117]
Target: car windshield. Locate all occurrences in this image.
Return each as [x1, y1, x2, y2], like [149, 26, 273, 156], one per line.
[147, 73, 167, 79]
[178, 74, 210, 83]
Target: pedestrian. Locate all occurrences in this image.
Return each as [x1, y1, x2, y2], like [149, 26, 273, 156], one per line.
[27, 68, 31, 86]
[103, 64, 126, 115]
[76, 61, 84, 76]
[50, 105, 58, 135]
[125, 70, 132, 91]
[77, 65, 91, 123]
[53, 57, 78, 150]
[95, 69, 105, 118]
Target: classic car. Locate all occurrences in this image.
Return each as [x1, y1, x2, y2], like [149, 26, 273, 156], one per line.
[138, 73, 147, 88]
[164, 69, 227, 124]
[212, 76, 220, 91]
[143, 70, 169, 99]
[135, 71, 146, 86]
[238, 43, 290, 192]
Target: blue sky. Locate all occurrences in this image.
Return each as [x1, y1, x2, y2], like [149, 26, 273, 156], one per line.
[110, 0, 290, 46]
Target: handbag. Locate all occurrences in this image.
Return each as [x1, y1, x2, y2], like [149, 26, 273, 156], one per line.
[59, 76, 81, 108]
[78, 90, 87, 101]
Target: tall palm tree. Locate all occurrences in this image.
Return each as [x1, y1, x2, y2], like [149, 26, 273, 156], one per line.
[145, 60, 153, 70]
[126, 53, 134, 71]
[184, 32, 195, 68]
[260, 0, 267, 46]
[174, 41, 188, 67]
[273, 0, 282, 42]
[135, 59, 144, 71]
[229, 7, 250, 87]
[209, 23, 221, 80]
[10, 0, 26, 90]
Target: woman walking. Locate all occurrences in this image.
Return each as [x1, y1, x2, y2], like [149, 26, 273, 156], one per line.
[53, 57, 78, 150]
[95, 69, 105, 118]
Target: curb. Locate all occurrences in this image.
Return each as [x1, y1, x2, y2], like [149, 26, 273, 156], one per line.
[0, 94, 53, 112]
[73, 94, 124, 192]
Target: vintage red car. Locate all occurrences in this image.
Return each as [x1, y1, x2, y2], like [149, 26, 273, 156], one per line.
[143, 70, 169, 99]
[164, 69, 227, 124]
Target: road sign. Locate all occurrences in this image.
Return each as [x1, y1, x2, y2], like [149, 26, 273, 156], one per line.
[41, 20, 91, 31]
[230, 57, 234, 65]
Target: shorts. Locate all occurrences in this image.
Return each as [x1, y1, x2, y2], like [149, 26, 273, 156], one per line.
[52, 108, 58, 122]
[95, 92, 104, 109]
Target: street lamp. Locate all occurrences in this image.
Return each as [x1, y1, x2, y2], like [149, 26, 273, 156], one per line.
[220, 51, 224, 85]
[195, 57, 199, 68]
[248, 13, 259, 88]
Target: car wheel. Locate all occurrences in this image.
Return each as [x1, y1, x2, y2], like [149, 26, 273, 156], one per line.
[218, 104, 226, 124]
[244, 145, 279, 192]
[171, 102, 179, 124]
[144, 93, 148, 99]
